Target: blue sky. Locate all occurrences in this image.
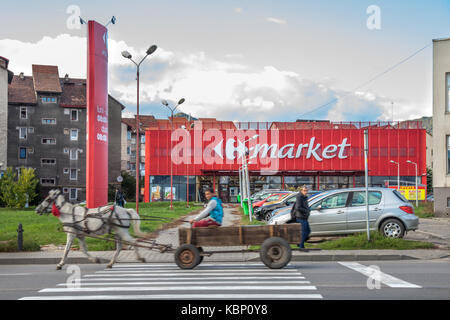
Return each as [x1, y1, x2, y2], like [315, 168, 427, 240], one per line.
[1, 0, 449, 121]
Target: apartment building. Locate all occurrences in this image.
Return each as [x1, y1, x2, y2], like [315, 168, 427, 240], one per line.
[432, 38, 450, 216]
[3, 62, 124, 202]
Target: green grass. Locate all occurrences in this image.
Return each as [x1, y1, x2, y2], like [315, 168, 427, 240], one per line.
[0, 201, 201, 252]
[303, 232, 435, 250]
[412, 201, 434, 219]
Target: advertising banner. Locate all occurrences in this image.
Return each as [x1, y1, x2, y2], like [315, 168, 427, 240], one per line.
[86, 20, 108, 208]
[389, 186, 426, 201]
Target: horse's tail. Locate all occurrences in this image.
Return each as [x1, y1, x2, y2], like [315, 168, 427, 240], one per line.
[126, 209, 150, 238]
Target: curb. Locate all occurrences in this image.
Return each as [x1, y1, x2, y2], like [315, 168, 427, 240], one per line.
[1, 252, 448, 265]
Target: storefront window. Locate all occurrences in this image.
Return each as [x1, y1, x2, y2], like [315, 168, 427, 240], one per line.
[150, 175, 196, 202]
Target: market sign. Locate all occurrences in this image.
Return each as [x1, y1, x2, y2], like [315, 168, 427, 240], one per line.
[86, 20, 108, 208]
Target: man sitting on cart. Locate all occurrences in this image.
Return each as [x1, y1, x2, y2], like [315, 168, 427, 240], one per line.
[189, 188, 223, 228]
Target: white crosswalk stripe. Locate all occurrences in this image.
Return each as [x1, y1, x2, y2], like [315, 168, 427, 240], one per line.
[19, 263, 323, 300]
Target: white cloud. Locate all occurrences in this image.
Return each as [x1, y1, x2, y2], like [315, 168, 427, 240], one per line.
[1, 34, 410, 122]
[266, 17, 287, 25]
[235, 8, 243, 14]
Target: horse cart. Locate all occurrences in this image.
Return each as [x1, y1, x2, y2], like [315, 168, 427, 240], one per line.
[36, 189, 304, 270]
[175, 224, 302, 269]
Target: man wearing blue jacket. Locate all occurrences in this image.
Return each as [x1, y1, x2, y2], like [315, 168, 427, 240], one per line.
[189, 188, 224, 228]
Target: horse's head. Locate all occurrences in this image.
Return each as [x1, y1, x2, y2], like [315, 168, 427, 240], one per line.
[35, 189, 62, 215]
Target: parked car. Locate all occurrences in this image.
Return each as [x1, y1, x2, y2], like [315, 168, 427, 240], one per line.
[252, 192, 293, 209]
[264, 191, 330, 222]
[426, 194, 434, 201]
[268, 187, 418, 238]
[250, 189, 290, 202]
[255, 192, 298, 222]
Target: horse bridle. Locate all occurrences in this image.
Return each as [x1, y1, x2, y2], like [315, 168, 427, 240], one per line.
[37, 190, 62, 214]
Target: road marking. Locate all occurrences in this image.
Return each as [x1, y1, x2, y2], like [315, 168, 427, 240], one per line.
[338, 262, 422, 288]
[39, 285, 318, 293]
[111, 263, 271, 268]
[86, 272, 298, 277]
[96, 268, 300, 273]
[0, 273, 32, 276]
[81, 276, 306, 281]
[20, 293, 324, 300]
[57, 280, 311, 286]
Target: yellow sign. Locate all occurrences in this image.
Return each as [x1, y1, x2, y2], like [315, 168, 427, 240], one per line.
[390, 186, 426, 201]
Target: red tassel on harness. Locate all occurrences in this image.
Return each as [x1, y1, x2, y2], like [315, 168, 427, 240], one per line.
[52, 203, 61, 217]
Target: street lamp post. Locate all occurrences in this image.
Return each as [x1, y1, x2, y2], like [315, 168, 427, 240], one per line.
[162, 98, 185, 210]
[122, 45, 158, 214]
[240, 134, 258, 222]
[390, 160, 400, 191]
[181, 123, 194, 208]
[407, 160, 418, 207]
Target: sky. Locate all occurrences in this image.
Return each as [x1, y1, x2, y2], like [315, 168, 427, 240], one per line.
[1, 0, 450, 122]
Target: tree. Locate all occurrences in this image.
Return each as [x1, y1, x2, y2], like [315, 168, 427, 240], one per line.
[0, 167, 19, 208]
[120, 170, 136, 201]
[0, 167, 38, 208]
[426, 166, 433, 194]
[17, 167, 39, 207]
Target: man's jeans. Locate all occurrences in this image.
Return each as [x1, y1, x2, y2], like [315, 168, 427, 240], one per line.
[296, 218, 311, 248]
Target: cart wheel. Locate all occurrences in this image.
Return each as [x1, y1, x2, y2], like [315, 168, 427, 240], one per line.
[260, 237, 292, 269]
[175, 244, 201, 269]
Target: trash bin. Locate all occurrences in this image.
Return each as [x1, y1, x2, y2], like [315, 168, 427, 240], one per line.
[242, 198, 253, 216]
[237, 194, 241, 204]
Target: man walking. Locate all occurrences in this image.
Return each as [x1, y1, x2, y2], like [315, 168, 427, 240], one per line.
[291, 185, 311, 248]
[189, 188, 224, 228]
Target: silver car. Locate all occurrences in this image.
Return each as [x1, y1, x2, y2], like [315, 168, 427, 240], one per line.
[268, 187, 419, 238]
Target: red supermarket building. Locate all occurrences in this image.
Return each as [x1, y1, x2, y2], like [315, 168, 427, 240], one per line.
[144, 119, 426, 203]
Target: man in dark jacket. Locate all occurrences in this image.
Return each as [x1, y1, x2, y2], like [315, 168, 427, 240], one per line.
[290, 185, 311, 248]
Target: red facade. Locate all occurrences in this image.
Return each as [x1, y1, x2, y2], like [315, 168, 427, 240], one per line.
[144, 121, 426, 202]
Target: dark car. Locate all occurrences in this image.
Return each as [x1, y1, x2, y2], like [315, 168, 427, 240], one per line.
[255, 192, 299, 222]
[255, 190, 324, 222]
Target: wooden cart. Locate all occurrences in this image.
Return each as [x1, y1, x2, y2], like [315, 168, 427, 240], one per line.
[175, 223, 302, 269]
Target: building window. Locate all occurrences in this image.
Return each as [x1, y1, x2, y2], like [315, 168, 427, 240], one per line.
[41, 158, 56, 165]
[63, 168, 69, 174]
[41, 178, 56, 185]
[41, 97, 57, 104]
[70, 169, 78, 180]
[127, 131, 131, 140]
[71, 109, 78, 121]
[447, 135, 450, 174]
[19, 127, 27, 140]
[447, 198, 450, 208]
[63, 188, 69, 193]
[69, 188, 78, 201]
[70, 149, 78, 160]
[70, 129, 78, 141]
[20, 107, 27, 119]
[42, 138, 56, 144]
[42, 118, 56, 125]
[19, 147, 27, 159]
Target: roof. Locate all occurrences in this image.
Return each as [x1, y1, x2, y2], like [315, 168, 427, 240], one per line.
[7, 65, 127, 109]
[32, 65, 62, 93]
[59, 78, 86, 108]
[8, 75, 37, 105]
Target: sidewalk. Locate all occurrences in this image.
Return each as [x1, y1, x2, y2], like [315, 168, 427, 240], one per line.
[1, 209, 449, 265]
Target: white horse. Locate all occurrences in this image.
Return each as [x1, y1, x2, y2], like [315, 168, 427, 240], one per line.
[35, 189, 149, 269]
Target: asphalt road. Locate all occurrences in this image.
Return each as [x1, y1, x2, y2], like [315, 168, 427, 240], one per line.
[1, 260, 449, 300]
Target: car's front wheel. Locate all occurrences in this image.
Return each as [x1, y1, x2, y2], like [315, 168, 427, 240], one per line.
[380, 218, 405, 238]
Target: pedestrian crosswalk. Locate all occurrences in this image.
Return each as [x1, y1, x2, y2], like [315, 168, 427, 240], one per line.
[19, 263, 323, 300]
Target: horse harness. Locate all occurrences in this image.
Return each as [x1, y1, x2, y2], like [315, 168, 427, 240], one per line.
[52, 197, 132, 235]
